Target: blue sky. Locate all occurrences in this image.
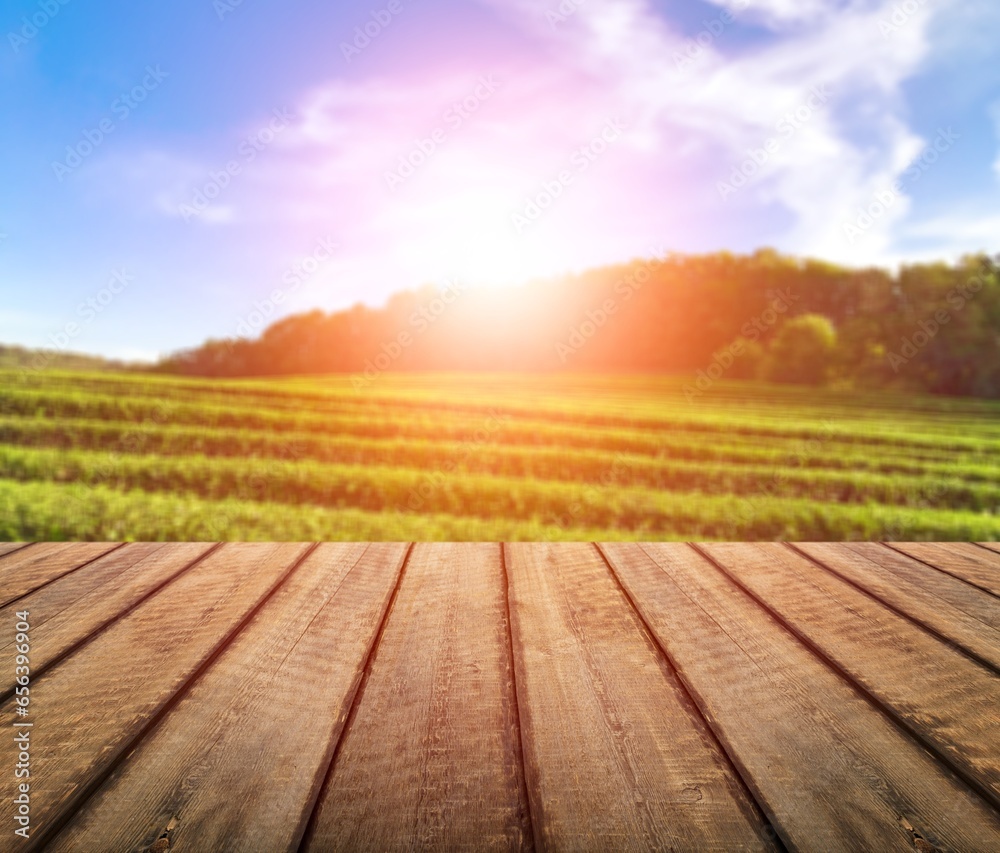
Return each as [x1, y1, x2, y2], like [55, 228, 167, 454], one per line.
[1, 0, 998, 361]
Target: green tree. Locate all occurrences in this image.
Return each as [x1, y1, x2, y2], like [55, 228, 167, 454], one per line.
[764, 314, 837, 386]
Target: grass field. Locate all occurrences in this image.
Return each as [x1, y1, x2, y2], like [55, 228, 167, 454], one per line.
[2, 369, 999, 540]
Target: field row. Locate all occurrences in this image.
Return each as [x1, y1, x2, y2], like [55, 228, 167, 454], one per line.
[1, 444, 998, 530]
[0, 478, 594, 541]
[3, 474, 998, 540]
[5, 386, 1000, 456]
[0, 415, 998, 489]
[14, 370, 1000, 419]
[16, 372, 1000, 436]
[5, 370, 997, 541]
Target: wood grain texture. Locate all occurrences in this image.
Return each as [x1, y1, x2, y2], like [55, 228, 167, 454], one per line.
[0, 543, 213, 694]
[0, 542, 119, 607]
[890, 543, 1000, 597]
[306, 543, 533, 853]
[978, 542, 1000, 556]
[505, 542, 776, 852]
[0, 542, 29, 558]
[46, 543, 408, 853]
[0, 542, 310, 849]
[2, 542, 999, 850]
[603, 542, 1000, 852]
[796, 542, 1000, 670]
[700, 542, 1000, 808]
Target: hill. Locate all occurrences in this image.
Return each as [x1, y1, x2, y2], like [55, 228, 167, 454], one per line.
[0, 344, 131, 374]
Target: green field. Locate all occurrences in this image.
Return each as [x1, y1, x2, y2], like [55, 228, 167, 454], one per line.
[2, 369, 998, 540]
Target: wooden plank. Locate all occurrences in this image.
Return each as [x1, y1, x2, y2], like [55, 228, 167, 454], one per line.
[816, 544, 998, 631]
[889, 543, 1000, 597]
[45, 543, 408, 853]
[0, 542, 29, 558]
[795, 543, 1000, 671]
[505, 542, 776, 851]
[603, 542, 1000, 852]
[0, 543, 215, 695]
[978, 542, 1000, 556]
[700, 543, 1000, 808]
[0, 543, 119, 607]
[305, 543, 533, 852]
[0, 542, 310, 847]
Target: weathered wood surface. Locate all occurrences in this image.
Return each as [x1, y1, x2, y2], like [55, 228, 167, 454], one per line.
[0, 542, 120, 607]
[0, 542, 997, 852]
[0, 543, 214, 697]
[306, 543, 532, 852]
[603, 543, 1000, 852]
[889, 542, 1000, 597]
[794, 542, 1000, 671]
[46, 544, 408, 853]
[700, 542, 1000, 808]
[0, 542, 311, 849]
[506, 542, 775, 851]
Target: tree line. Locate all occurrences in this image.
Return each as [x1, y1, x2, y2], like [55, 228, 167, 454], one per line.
[157, 249, 1000, 398]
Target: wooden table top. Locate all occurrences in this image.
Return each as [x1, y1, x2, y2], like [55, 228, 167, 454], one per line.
[1, 542, 998, 851]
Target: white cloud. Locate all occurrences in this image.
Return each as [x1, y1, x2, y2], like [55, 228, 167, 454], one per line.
[904, 211, 1000, 258]
[496, 0, 934, 262]
[100, 345, 160, 363]
[703, 0, 859, 29]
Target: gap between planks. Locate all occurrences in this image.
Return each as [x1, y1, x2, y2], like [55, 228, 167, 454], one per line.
[694, 542, 1000, 815]
[6, 542, 999, 852]
[296, 542, 415, 852]
[788, 543, 1000, 676]
[6, 544, 320, 852]
[0, 543, 222, 706]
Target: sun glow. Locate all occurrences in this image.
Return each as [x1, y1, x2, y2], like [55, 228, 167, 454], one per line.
[389, 190, 571, 289]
